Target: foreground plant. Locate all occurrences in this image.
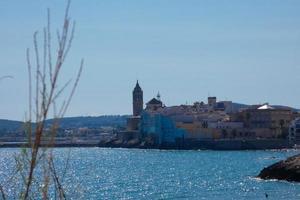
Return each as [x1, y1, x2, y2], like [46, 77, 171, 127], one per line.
[0, 0, 83, 199]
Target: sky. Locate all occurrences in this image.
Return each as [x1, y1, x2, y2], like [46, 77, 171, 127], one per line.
[0, 0, 300, 120]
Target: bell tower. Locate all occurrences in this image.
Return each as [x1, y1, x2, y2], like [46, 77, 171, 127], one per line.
[133, 80, 143, 116]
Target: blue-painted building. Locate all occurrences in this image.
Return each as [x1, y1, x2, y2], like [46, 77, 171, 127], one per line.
[140, 111, 186, 144]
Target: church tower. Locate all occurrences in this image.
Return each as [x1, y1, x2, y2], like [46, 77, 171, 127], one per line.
[133, 80, 143, 116]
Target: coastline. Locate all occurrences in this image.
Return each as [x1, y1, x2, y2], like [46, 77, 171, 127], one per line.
[98, 138, 293, 150]
[0, 138, 294, 150]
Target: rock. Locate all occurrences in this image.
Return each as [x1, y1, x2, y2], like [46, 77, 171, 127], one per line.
[258, 154, 300, 182]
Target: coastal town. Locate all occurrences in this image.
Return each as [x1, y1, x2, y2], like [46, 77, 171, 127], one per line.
[113, 81, 300, 150]
[2, 1, 300, 199]
[1, 80, 300, 150]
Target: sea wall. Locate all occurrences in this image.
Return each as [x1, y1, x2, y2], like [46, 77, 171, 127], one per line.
[181, 139, 292, 150]
[1, 138, 292, 150]
[99, 137, 292, 150]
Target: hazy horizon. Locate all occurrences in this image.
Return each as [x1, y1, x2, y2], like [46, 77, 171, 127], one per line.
[1, 0, 300, 121]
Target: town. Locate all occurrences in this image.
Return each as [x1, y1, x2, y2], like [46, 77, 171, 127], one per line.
[1, 1, 300, 199]
[110, 81, 300, 150]
[1, 81, 300, 150]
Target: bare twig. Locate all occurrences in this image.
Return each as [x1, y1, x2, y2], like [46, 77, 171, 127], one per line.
[49, 154, 66, 199]
[33, 31, 41, 122]
[60, 59, 83, 117]
[0, 184, 6, 200]
[26, 49, 33, 145]
[21, 0, 84, 199]
[47, 8, 53, 84]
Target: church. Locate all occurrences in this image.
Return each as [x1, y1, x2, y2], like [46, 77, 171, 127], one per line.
[127, 81, 163, 131]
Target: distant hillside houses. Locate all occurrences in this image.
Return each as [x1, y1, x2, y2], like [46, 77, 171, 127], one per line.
[0, 115, 128, 137]
[126, 81, 300, 145]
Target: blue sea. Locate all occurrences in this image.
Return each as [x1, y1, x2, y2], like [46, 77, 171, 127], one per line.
[1, 148, 300, 199]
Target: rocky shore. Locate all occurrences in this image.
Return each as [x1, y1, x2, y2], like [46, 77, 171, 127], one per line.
[258, 154, 300, 182]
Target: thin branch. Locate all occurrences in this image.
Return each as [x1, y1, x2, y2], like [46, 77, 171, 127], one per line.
[0, 184, 6, 200]
[47, 8, 53, 84]
[56, 29, 62, 52]
[33, 31, 41, 122]
[58, 100, 67, 118]
[21, 0, 83, 198]
[62, 21, 75, 63]
[26, 49, 33, 145]
[61, 59, 83, 116]
[52, 79, 72, 103]
[49, 155, 66, 199]
[41, 27, 48, 116]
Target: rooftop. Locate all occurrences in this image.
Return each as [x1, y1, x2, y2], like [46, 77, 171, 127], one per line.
[258, 104, 275, 110]
[147, 98, 162, 105]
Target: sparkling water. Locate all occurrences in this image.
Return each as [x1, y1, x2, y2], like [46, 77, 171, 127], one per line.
[1, 148, 300, 199]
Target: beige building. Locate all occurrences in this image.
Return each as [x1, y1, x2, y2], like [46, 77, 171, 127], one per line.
[234, 104, 293, 138]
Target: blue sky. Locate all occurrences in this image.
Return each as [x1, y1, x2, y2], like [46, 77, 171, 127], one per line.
[0, 0, 300, 120]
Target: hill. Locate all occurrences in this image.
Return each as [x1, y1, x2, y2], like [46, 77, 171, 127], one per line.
[45, 115, 128, 129]
[0, 119, 24, 132]
[0, 115, 128, 135]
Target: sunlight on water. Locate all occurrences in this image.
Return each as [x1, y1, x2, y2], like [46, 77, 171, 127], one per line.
[1, 148, 300, 199]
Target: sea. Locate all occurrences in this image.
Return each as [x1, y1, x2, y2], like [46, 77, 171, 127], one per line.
[0, 148, 300, 200]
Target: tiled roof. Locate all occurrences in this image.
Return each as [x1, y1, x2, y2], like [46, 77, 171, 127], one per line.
[147, 98, 162, 105]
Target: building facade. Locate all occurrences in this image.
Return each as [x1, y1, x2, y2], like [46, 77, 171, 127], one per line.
[289, 118, 300, 144]
[232, 104, 293, 138]
[140, 112, 186, 144]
